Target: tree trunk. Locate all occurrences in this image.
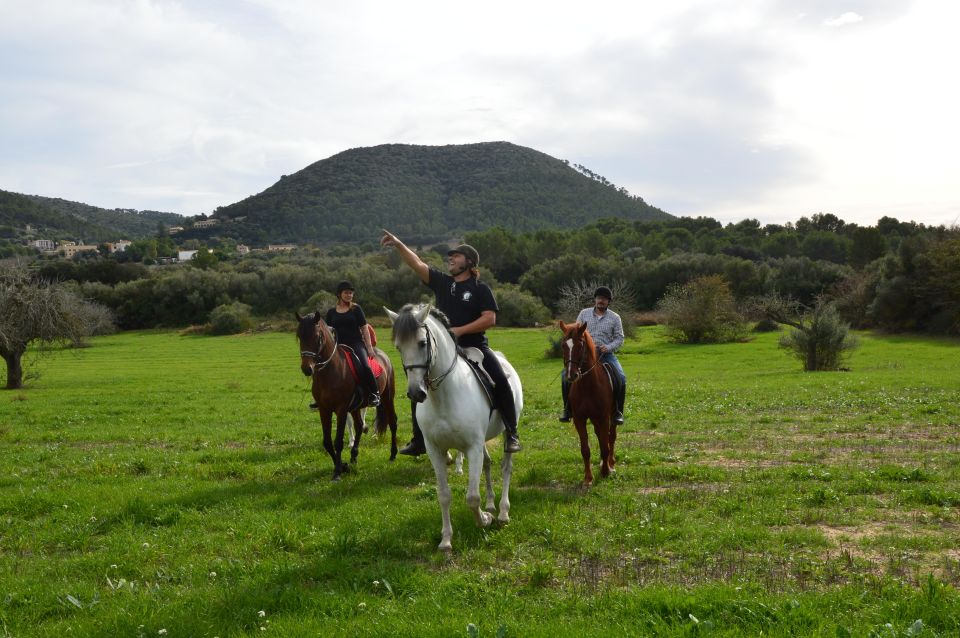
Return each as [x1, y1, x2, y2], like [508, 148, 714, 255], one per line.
[805, 342, 817, 372]
[3, 351, 23, 389]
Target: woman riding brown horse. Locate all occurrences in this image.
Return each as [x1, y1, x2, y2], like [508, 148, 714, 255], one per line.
[296, 311, 399, 480]
[558, 320, 618, 486]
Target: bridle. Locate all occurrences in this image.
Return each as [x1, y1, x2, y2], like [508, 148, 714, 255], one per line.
[563, 333, 601, 383]
[300, 322, 339, 372]
[401, 321, 458, 390]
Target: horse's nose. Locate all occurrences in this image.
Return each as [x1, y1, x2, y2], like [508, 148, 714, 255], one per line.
[301, 364, 312, 377]
[407, 387, 426, 403]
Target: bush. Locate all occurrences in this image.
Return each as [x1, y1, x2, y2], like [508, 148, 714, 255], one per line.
[207, 302, 254, 336]
[300, 291, 337, 317]
[657, 275, 746, 344]
[752, 317, 780, 333]
[778, 300, 858, 371]
[496, 284, 552, 327]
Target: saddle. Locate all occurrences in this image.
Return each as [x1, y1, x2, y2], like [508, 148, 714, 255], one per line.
[339, 345, 384, 411]
[600, 362, 623, 398]
[459, 346, 497, 408]
[340, 346, 384, 381]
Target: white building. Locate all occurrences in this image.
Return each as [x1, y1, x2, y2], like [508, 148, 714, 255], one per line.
[178, 250, 198, 262]
[29, 239, 56, 251]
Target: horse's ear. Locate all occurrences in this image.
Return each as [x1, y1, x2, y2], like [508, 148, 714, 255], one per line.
[557, 320, 567, 331]
[576, 321, 587, 335]
[384, 307, 399, 324]
[415, 304, 431, 323]
[313, 311, 322, 324]
[295, 312, 303, 322]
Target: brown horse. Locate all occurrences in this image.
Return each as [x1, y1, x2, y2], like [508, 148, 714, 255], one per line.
[558, 321, 618, 486]
[296, 312, 399, 480]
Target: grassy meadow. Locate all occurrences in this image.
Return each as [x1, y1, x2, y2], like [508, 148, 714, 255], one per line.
[2, 324, 960, 636]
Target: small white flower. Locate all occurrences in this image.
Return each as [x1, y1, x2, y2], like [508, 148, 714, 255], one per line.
[358, 602, 367, 609]
[142, 542, 150, 548]
[258, 610, 266, 617]
[373, 580, 380, 587]
[209, 571, 217, 578]
[90, 516, 97, 522]
[158, 630, 167, 636]
[110, 564, 118, 569]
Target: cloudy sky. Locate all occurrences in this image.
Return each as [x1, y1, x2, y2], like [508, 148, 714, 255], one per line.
[1, 0, 957, 227]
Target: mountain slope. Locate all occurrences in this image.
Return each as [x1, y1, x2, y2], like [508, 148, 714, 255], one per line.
[208, 142, 672, 244]
[0, 189, 183, 242]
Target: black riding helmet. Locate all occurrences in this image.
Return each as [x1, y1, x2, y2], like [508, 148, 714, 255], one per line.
[335, 280, 355, 296]
[593, 286, 613, 301]
[447, 244, 479, 267]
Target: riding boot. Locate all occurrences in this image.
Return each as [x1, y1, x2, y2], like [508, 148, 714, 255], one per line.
[558, 378, 571, 422]
[362, 367, 380, 407]
[399, 402, 426, 456]
[614, 382, 626, 425]
[499, 395, 522, 453]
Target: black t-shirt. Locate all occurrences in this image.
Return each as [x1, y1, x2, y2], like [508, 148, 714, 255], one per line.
[426, 268, 498, 349]
[325, 305, 367, 348]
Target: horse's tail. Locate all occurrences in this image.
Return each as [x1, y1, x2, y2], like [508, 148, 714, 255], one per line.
[374, 403, 387, 436]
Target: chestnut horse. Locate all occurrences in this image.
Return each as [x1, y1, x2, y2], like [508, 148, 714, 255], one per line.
[296, 312, 399, 480]
[559, 321, 618, 486]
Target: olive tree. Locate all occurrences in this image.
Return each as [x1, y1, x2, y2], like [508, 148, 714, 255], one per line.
[0, 265, 113, 389]
[756, 294, 858, 371]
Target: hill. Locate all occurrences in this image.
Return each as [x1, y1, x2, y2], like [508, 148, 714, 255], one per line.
[0, 189, 183, 242]
[203, 142, 672, 245]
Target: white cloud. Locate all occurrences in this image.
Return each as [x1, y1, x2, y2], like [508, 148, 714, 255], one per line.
[0, 0, 957, 226]
[824, 12, 864, 27]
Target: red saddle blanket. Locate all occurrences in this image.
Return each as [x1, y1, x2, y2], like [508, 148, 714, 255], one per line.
[342, 349, 384, 380]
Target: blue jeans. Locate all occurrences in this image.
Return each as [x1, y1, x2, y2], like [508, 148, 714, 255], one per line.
[599, 351, 626, 384]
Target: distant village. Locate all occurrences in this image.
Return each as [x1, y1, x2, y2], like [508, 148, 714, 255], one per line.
[20, 220, 298, 263]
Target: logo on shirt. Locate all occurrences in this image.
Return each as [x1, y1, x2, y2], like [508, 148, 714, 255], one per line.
[462, 291, 473, 302]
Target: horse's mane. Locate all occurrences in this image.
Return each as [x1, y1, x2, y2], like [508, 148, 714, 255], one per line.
[393, 303, 454, 342]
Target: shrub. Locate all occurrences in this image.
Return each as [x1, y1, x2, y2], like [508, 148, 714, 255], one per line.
[657, 275, 746, 344]
[300, 291, 337, 317]
[496, 284, 552, 327]
[207, 302, 254, 336]
[752, 317, 780, 333]
[760, 295, 859, 371]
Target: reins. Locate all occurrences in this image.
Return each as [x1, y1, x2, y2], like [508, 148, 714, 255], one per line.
[301, 324, 339, 372]
[565, 336, 603, 384]
[401, 321, 459, 390]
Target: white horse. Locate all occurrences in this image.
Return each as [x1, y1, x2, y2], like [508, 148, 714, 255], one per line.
[385, 303, 521, 552]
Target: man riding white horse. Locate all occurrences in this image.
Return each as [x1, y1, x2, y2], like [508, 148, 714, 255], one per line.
[380, 231, 522, 454]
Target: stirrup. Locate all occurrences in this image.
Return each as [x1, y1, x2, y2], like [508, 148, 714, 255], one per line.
[504, 434, 522, 453]
[368, 393, 381, 407]
[558, 409, 570, 423]
[614, 411, 624, 425]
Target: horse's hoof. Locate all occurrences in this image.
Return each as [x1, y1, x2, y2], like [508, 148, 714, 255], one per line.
[438, 542, 453, 553]
[479, 511, 493, 527]
[497, 513, 510, 524]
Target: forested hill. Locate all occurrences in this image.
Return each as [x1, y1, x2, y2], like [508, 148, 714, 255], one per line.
[208, 142, 673, 244]
[0, 189, 183, 241]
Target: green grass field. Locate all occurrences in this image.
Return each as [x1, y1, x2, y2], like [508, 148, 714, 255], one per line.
[2, 326, 960, 636]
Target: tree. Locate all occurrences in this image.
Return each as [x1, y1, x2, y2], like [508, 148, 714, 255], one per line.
[0, 265, 112, 389]
[757, 294, 858, 371]
[657, 275, 746, 344]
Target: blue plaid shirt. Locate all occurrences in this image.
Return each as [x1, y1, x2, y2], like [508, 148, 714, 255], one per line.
[575, 307, 625, 353]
